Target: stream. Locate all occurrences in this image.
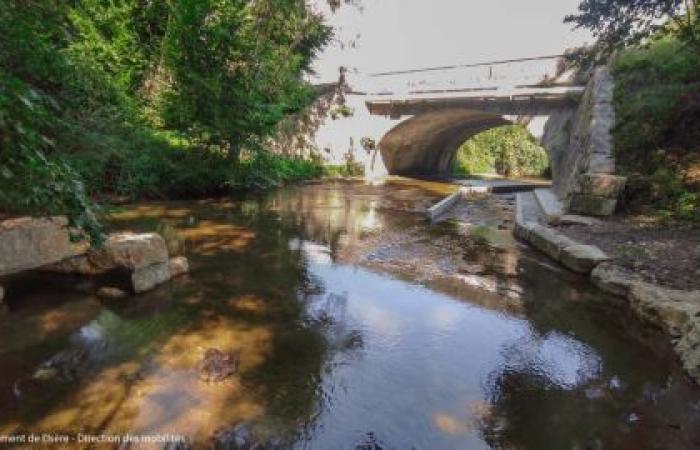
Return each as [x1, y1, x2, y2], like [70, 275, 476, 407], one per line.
[1, 179, 699, 449]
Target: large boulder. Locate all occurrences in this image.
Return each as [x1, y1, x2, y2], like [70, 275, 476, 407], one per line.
[168, 256, 190, 278]
[132, 261, 171, 293]
[43, 232, 182, 295]
[45, 233, 169, 275]
[0, 217, 88, 276]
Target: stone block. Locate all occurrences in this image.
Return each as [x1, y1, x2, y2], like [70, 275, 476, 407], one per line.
[569, 194, 617, 216]
[97, 287, 129, 300]
[90, 233, 168, 271]
[591, 263, 639, 297]
[514, 220, 537, 241]
[628, 283, 700, 337]
[169, 256, 190, 278]
[577, 173, 626, 198]
[560, 244, 610, 273]
[0, 217, 88, 276]
[426, 190, 463, 221]
[527, 224, 578, 261]
[533, 189, 564, 224]
[587, 153, 615, 174]
[43, 232, 169, 275]
[131, 262, 171, 293]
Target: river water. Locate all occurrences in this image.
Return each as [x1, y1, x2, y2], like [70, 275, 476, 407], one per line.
[1, 180, 699, 449]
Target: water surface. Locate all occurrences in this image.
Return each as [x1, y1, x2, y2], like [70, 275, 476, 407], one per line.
[1, 180, 699, 449]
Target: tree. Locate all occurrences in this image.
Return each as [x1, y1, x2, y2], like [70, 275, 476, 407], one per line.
[162, 0, 332, 160]
[565, 0, 699, 53]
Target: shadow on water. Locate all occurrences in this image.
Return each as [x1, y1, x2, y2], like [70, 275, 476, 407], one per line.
[0, 179, 698, 449]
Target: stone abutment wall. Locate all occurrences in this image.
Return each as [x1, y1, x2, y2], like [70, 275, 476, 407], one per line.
[542, 67, 626, 216]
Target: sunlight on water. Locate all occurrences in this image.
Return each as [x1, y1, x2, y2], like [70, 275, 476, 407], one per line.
[0, 180, 698, 449]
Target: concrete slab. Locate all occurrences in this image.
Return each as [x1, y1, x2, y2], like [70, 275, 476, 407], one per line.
[560, 244, 610, 273]
[426, 189, 463, 221]
[533, 188, 564, 224]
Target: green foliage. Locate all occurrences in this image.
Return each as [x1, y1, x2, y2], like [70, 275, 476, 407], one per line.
[230, 152, 325, 190]
[565, 0, 699, 55]
[0, 0, 331, 242]
[161, 0, 331, 157]
[322, 163, 365, 178]
[453, 126, 549, 178]
[612, 35, 700, 223]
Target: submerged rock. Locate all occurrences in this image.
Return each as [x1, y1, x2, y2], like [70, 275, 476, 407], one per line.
[197, 348, 237, 383]
[97, 286, 129, 300]
[212, 422, 283, 450]
[132, 261, 171, 293]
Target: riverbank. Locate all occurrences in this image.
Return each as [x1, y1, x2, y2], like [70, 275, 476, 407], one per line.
[507, 190, 700, 384]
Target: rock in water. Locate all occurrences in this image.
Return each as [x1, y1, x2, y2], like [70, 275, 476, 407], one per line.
[97, 287, 129, 300]
[169, 256, 190, 278]
[197, 348, 237, 383]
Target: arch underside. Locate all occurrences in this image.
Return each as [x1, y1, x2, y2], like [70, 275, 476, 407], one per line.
[379, 109, 511, 176]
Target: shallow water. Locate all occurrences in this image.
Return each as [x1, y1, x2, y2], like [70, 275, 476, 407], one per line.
[1, 180, 699, 449]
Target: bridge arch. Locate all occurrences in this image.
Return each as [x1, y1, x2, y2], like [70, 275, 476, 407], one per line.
[378, 109, 512, 176]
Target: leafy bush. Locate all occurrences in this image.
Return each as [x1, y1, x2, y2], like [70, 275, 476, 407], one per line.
[612, 35, 700, 223]
[0, 1, 331, 242]
[453, 125, 549, 178]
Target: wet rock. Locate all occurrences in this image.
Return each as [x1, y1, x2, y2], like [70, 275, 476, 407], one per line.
[32, 348, 89, 382]
[0, 216, 88, 276]
[132, 261, 171, 293]
[528, 224, 577, 261]
[212, 423, 283, 450]
[627, 284, 700, 338]
[677, 320, 700, 381]
[169, 256, 190, 278]
[197, 348, 237, 383]
[560, 244, 609, 274]
[591, 263, 640, 297]
[97, 286, 129, 300]
[45, 232, 169, 275]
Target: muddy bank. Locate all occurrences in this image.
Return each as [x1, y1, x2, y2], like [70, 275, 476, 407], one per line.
[555, 217, 700, 291]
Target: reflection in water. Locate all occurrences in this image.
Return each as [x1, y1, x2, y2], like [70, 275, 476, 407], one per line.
[0, 180, 698, 449]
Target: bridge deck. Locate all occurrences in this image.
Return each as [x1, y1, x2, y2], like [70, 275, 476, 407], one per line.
[365, 86, 585, 117]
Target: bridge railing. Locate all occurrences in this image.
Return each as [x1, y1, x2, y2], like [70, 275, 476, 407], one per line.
[346, 54, 578, 97]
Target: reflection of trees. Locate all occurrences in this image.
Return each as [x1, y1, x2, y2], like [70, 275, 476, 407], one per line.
[1, 193, 370, 446]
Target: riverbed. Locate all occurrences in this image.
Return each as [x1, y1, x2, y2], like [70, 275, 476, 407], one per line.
[1, 180, 699, 449]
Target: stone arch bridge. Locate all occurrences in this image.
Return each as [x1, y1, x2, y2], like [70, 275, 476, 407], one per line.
[365, 88, 582, 176]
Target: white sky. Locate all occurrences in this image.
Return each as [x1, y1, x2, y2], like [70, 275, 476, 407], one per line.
[310, 0, 593, 82]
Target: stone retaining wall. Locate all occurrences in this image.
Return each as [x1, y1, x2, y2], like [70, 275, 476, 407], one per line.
[543, 67, 626, 216]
